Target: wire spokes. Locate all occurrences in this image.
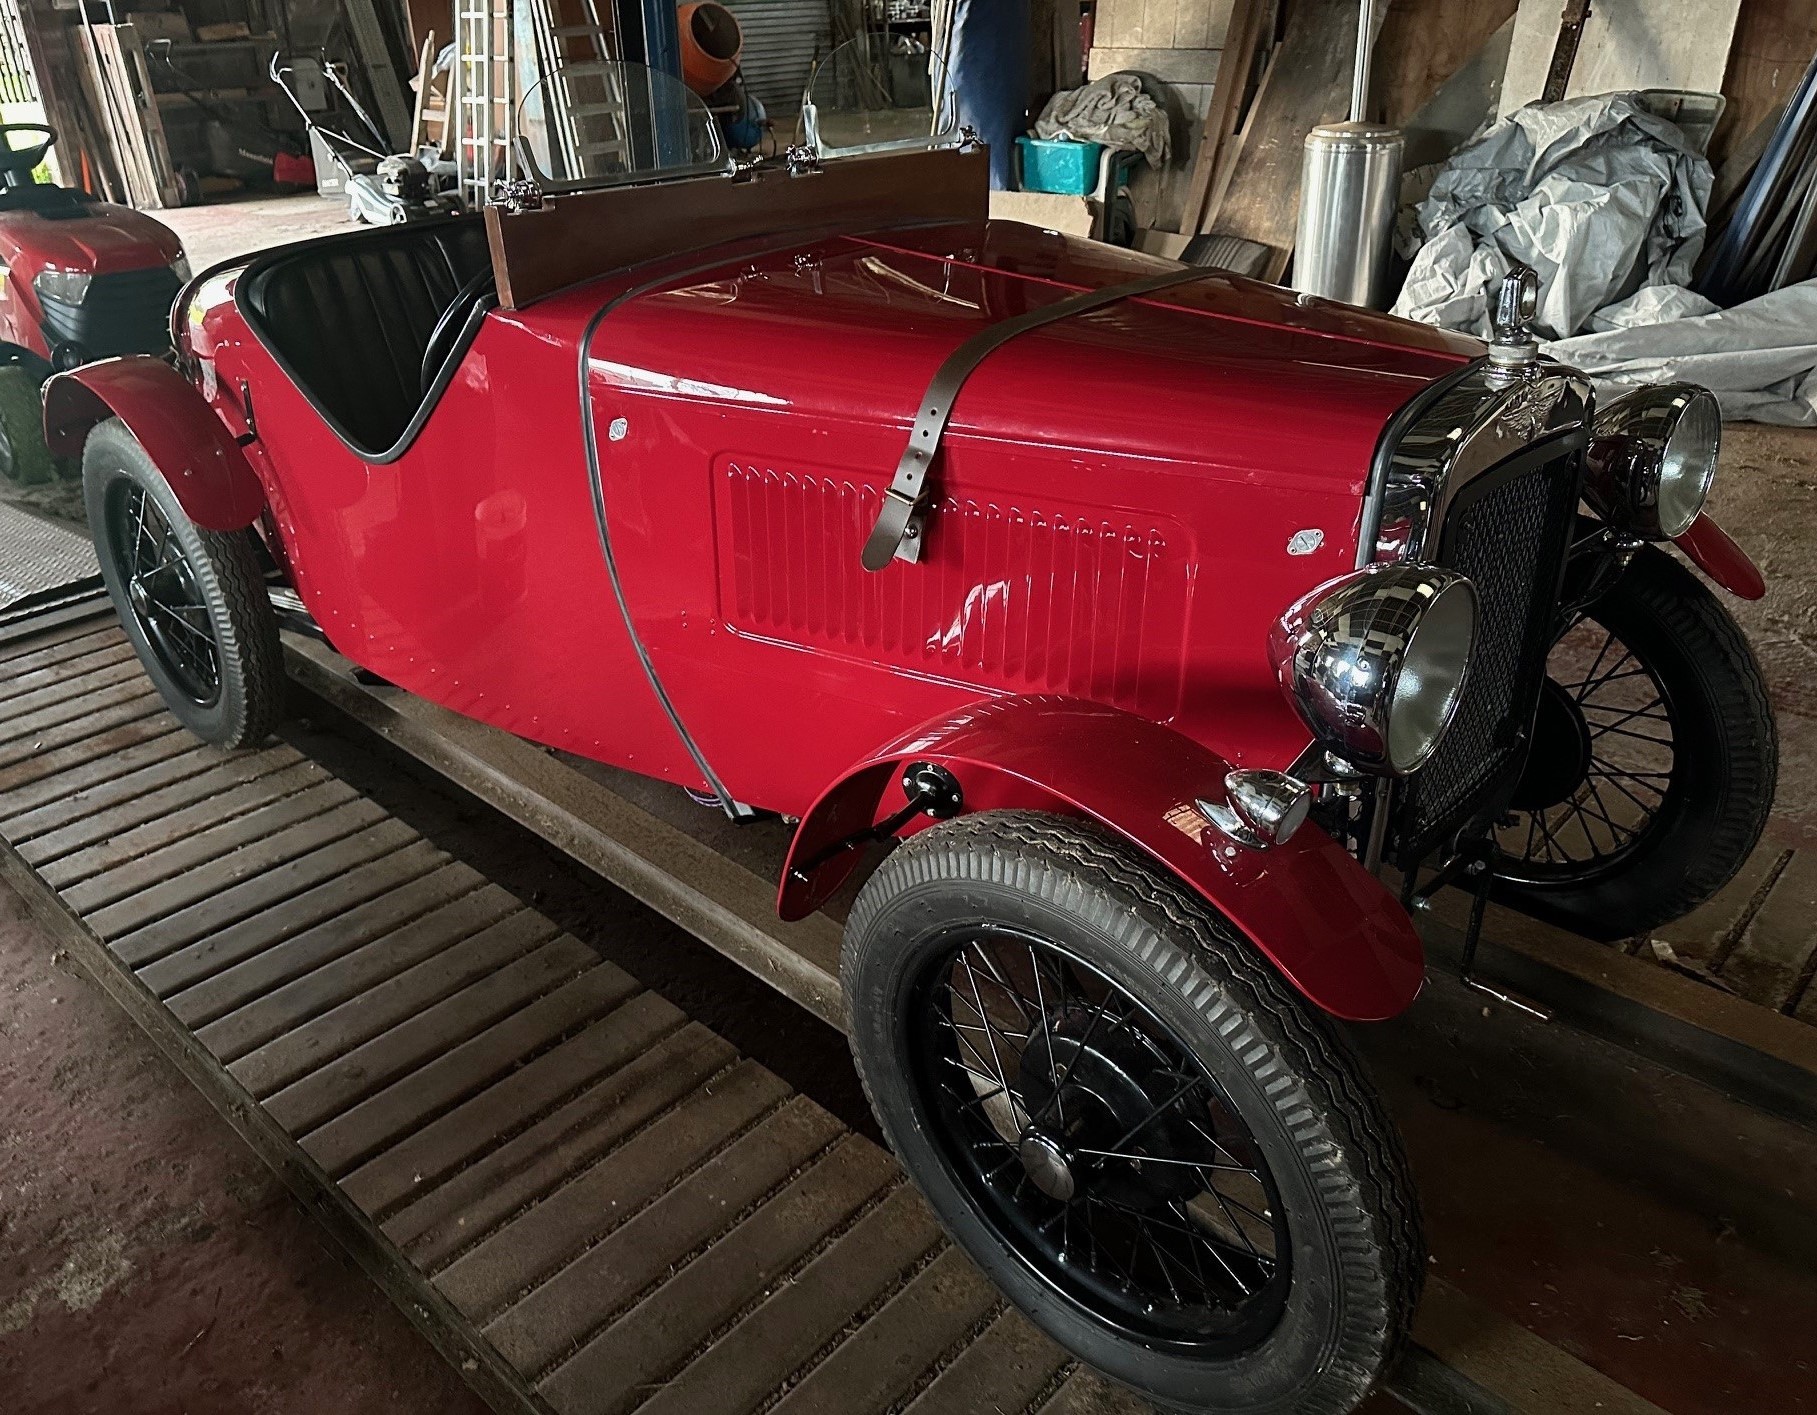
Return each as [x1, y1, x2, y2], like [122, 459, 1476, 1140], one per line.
[920, 928, 1289, 1347]
[1496, 617, 1674, 879]
[110, 483, 222, 707]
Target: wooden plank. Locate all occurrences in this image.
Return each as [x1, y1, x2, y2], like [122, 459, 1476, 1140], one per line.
[0, 732, 208, 838]
[186, 872, 508, 1045]
[286, 637, 847, 1028]
[1035, 1366, 1153, 1414]
[0, 685, 163, 772]
[0, 712, 178, 798]
[16, 745, 302, 865]
[1181, 0, 1265, 235]
[635, 1198, 959, 1415]
[338, 1003, 724, 1220]
[38, 760, 328, 884]
[383, 1024, 738, 1258]
[511, 1137, 899, 1394]
[134, 837, 452, 994]
[109, 816, 417, 965]
[226, 907, 565, 1096]
[297, 968, 656, 1179]
[1498, 0, 1742, 117]
[902, 1309, 1072, 1415]
[0, 621, 118, 680]
[0, 650, 141, 723]
[0, 676, 159, 755]
[765, 1248, 1002, 1415]
[56, 775, 357, 909]
[1206, 0, 1357, 278]
[86, 796, 392, 939]
[266, 942, 619, 1126]
[434, 1061, 798, 1317]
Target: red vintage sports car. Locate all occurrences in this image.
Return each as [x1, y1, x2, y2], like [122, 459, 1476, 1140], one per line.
[47, 62, 1776, 1415]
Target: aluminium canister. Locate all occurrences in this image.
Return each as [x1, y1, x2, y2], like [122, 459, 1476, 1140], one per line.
[1293, 121, 1404, 309]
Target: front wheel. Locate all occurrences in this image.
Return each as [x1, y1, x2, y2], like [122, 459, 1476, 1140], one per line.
[1492, 544, 1776, 940]
[842, 811, 1421, 1415]
[84, 417, 284, 748]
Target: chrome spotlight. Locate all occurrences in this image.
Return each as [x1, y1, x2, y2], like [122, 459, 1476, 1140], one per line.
[1270, 563, 1478, 776]
[1198, 769, 1312, 850]
[1585, 383, 1720, 539]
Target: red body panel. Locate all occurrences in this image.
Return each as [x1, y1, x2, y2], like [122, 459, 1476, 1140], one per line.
[159, 214, 1483, 1019]
[44, 355, 265, 531]
[1676, 512, 1766, 601]
[778, 696, 1426, 1022]
[0, 200, 181, 357]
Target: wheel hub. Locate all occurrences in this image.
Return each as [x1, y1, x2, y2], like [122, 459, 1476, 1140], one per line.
[1016, 1130, 1076, 1201]
[1510, 677, 1593, 811]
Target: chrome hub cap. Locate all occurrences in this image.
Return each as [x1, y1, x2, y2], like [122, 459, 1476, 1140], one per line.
[1017, 1130, 1075, 1202]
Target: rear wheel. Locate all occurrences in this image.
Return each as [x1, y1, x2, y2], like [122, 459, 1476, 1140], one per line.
[1492, 545, 1776, 940]
[84, 417, 283, 747]
[842, 811, 1420, 1415]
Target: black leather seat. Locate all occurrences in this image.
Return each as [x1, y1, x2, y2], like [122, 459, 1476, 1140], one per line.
[240, 218, 493, 455]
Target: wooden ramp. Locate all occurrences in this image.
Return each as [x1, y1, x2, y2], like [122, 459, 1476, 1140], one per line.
[0, 610, 1142, 1415]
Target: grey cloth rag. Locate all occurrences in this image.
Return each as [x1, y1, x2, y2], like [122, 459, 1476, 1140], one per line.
[1034, 74, 1170, 169]
[1394, 93, 1711, 340]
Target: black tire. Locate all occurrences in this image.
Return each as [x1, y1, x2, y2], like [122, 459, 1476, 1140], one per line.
[842, 811, 1421, 1415]
[1493, 544, 1776, 940]
[84, 417, 283, 747]
[0, 363, 55, 485]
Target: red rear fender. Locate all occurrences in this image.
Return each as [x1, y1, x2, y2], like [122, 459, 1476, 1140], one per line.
[43, 356, 265, 531]
[782, 696, 1426, 1023]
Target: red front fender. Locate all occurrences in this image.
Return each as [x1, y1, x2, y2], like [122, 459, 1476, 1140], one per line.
[1675, 512, 1766, 601]
[43, 356, 265, 531]
[782, 696, 1426, 1023]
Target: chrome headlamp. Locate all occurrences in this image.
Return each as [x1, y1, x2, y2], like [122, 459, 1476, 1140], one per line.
[1270, 564, 1478, 776]
[1585, 383, 1720, 539]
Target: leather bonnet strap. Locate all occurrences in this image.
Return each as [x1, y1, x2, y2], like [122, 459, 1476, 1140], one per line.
[861, 263, 1219, 572]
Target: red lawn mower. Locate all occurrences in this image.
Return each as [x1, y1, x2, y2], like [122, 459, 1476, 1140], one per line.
[0, 122, 189, 485]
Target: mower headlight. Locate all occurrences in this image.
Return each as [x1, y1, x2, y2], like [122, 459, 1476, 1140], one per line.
[171, 255, 192, 283]
[1270, 564, 1478, 776]
[33, 267, 91, 305]
[1585, 383, 1720, 539]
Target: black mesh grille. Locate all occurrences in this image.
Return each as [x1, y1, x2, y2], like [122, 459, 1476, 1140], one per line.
[1397, 440, 1582, 856]
[39, 264, 181, 358]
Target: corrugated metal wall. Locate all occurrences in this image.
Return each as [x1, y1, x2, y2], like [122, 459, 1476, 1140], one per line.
[723, 0, 832, 121]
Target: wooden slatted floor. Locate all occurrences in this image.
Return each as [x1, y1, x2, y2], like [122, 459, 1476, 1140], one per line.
[0, 612, 1153, 1415]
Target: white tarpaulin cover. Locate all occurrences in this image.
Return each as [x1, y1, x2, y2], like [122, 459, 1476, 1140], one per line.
[1394, 94, 1711, 340]
[1546, 280, 1817, 426]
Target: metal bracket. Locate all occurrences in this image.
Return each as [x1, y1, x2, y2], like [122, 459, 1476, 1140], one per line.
[788, 761, 963, 881]
[1408, 840, 1553, 1022]
[861, 265, 1222, 572]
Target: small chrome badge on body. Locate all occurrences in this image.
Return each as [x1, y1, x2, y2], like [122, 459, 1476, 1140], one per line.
[607, 417, 629, 442]
[1287, 529, 1325, 556]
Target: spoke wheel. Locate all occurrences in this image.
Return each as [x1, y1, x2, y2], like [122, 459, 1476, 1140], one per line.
[82, 417, 283, 748]
[1488, 544, 1775, 941]
[107, 479, 223, 706]
[1494, 618, 1673, 885]
[843, 811, 1421, 1415]
[915, 926, 1290, 1354]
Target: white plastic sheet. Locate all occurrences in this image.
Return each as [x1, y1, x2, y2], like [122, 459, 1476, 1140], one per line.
[1393, 94, 1711, 340]
[1546, 280, 1817, 426]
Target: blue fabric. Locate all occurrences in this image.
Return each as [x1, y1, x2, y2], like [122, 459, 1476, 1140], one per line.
[948, 0, 1030, 189]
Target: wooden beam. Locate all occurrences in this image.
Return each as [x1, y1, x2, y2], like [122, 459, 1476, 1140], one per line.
[1179, 0, 1265, 236]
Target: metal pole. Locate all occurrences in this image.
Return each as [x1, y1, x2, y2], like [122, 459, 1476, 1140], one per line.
[1349, 0, 1373, 123]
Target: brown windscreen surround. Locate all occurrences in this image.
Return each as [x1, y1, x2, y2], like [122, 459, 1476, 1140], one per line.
[485, 145, 991, 309]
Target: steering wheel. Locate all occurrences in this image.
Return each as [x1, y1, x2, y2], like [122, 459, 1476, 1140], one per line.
[420, 267, 497, 395]
[0, 124, 56, 180]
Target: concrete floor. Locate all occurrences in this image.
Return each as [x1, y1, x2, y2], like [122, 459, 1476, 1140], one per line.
[152, 192, 358, 273]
